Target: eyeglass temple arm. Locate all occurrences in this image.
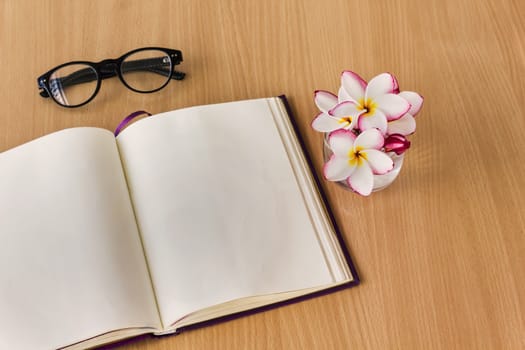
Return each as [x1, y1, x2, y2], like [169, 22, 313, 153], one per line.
[39, 57, 185, 98]
[120, 58, 186, 80]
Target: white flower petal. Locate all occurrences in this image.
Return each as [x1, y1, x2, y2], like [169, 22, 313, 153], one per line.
[362, 149, 394, 175]
[399, 91, 424, 116]
[314, 90, 338, 113]
[323, 155, 355, 181]
[387, 113, 416, 135]
[329, 101, 362, 130]
[374, 93, 411, 121]
[328, 129, 356, 156]
[393, 77, 400, 93]
[312, 112, 344, 132]
[357, 109, 388, 134]
[347, 161, 374, 196]
[341, 70, 366, 102]
[329, 101, 361, 118]
[338, 86, 352, 103]
[354, 128, 384, 150]
[365, 73, 398, 99]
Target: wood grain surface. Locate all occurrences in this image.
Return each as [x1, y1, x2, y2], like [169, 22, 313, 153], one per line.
[1, 0, 524, 349]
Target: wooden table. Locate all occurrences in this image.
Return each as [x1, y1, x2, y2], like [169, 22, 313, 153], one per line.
[1, 0, 523, 349]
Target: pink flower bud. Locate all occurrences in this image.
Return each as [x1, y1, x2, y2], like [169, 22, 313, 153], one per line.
[384, 134, 410, 155]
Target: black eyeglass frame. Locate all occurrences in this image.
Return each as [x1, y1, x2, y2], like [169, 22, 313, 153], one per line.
[37, 47, 185, 108]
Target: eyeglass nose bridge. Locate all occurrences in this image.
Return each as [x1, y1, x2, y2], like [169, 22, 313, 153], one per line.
[98, 59, 120, 80]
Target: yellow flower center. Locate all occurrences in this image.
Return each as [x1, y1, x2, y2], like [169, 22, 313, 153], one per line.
[357, 97, 377, 117]
[348, 147, 367, 167]
[338, 116, 352, 126]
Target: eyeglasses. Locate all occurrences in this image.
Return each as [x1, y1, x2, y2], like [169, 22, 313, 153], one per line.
[37, 47, 185, 108]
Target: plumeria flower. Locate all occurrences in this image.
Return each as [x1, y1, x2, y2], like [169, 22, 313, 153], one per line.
[323, 128, 394, 196]
[387, 91, 424, 136]
[312, 91, 365, 132]
[337, 71, 411, 134]
[312, 90, 359, 132]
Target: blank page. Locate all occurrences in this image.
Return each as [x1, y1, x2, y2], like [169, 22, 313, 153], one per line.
[117, 98, 334, 326]
[0, 128, 159, 350]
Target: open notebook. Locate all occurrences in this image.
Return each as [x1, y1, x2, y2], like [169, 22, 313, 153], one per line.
[0, 96, 359, 349]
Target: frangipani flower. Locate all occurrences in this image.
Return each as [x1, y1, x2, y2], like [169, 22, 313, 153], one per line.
[338, 71, 411, 134]
[311, 90, 359, 132]
[323, 128, 394, 196]
[387, 91, 424, 136]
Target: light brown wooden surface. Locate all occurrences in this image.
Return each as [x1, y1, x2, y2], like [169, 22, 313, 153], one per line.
[1, 0, 524, 349]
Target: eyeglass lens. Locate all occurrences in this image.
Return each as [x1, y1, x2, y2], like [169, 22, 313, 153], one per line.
[121, 49, 172, 92]
[49, 64, 98, 106]
[47, 49, 174, 107]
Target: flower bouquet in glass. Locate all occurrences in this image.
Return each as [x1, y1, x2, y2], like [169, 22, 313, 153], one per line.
[312, 71, 423, 196]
